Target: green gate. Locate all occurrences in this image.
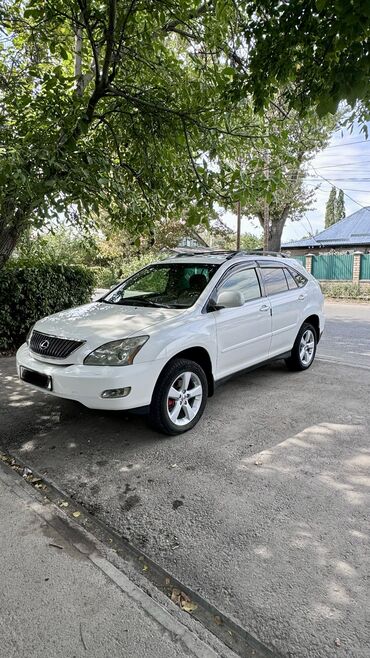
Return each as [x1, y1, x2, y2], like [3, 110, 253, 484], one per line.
[292, 255, 306, 269]
[311, 254, 353, 280]
[360, 254, 370, 280]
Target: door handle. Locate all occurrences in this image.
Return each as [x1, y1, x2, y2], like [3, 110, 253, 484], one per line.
[259, 304, 270, 311]
[298, 294, 306, 301]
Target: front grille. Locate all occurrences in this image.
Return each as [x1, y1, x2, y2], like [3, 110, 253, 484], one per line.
[30, 330, 84, 359]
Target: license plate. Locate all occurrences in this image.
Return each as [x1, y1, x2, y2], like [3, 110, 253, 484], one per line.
[20, 367, 52, 391]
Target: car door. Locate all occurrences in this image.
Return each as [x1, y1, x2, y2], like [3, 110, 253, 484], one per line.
[211, 265, 272, 378]
[259, 264, 303, 357]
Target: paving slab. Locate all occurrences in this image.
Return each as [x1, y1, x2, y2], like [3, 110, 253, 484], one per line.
[0, 461, 235, 658]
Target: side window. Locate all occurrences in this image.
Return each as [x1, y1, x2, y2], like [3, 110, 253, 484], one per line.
[284, 268, 298, 290]
[293, 270, 308, 288]
[262, 267, 289, 295]
[218, 268, 261, 302]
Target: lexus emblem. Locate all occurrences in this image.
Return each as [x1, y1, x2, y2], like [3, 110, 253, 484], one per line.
[40, 340, 49, 349]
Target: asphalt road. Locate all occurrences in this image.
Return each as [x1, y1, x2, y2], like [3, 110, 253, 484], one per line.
[1, 301, 369, 658]
[318, 301, 370, 369]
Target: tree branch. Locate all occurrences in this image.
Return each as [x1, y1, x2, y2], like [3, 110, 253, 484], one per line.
[77, 0, 100, 86]
[101, 0, 117, 87]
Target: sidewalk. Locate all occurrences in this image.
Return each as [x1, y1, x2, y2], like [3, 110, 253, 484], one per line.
[0, 463, 226, 658]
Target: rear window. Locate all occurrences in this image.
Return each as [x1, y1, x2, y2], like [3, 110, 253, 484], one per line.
[261, 267, 289, 295]
[284, 268, 298, 290]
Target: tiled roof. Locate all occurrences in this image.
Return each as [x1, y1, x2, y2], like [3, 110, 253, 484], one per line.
[282, 207, 370, 249]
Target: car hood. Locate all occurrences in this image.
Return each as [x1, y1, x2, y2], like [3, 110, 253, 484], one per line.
[34, 302, 186, 343]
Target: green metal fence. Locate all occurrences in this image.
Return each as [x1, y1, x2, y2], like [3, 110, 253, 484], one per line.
[311, 254, 353, 280]
[360, 254, 370, 280]
[292, 255, 306, 268]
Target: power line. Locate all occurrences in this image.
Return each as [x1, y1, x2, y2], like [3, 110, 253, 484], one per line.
[304, 183, 370, 193]
[324, 138, 369, 150]
[309, 165, 370, 212]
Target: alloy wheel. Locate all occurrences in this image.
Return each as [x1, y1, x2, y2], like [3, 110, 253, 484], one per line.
[166, 371, 203, 427]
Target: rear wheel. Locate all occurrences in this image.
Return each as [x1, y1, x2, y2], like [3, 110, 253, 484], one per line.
[149, 358, 208, 435]
[285, 322, 317, 371]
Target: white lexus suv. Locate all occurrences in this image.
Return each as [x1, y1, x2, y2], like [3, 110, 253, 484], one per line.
[17, 251, 324, 435]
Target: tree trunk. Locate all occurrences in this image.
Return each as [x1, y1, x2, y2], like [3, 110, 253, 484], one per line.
[269, 218, 285, 252]
[0, 222, 21, 268]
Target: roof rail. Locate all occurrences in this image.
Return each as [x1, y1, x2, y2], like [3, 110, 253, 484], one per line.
[170, 248, 288, 259]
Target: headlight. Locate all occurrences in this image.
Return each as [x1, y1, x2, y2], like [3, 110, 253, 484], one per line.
[84, 336, 149, 366]
[26, 326, 34, 346]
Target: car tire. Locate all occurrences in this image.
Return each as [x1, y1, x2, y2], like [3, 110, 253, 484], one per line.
[285, 322, 317, 372]
[149, 358, 208, 435]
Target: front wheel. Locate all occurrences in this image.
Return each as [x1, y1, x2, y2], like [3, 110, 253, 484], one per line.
[149, 358, 208, 435]
[285, 322, 317, 371]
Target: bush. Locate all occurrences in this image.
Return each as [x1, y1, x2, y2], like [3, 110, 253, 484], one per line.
[89, 252, 164, 289]
[118, 252, 162, 280]
[320, 281, 370, 301]
[0, 264, 95, 351]
[88, 266, 119, 289]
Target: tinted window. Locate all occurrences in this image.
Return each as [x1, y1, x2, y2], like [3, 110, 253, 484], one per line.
[262, 267, 289, 295]
[284, 268, 298, 290]
[293, 270, 308, 288]
[218, 268, 261, 302]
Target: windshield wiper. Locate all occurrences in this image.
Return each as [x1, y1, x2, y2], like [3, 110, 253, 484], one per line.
[116, 297, 160, 307]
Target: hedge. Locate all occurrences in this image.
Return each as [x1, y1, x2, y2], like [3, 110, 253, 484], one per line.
[320, 281, 370, 301]
[0, 264, 95, 351]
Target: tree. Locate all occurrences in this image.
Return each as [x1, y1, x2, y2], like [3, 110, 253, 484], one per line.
[218, 102, 337, 251]
[335, 189, 345, 222]
[325, 188, 337, 228]
[243, 2, 370, 126]
[0, 1, 254, 267]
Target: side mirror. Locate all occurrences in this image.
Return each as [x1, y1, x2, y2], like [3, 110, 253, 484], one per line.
[215, 290, 244, 308]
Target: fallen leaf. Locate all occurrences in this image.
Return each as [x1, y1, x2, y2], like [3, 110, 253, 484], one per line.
[165, 577, 171, 586]
[171, 588, 197, 613]
[214, 615, 223, 625]
[334, 639, 341, 647]
[60, 501, 69, 508]
[171, 588, 181, 605]
[142, 564, 149, 572]
[72, 511, 81, 518]
[181, 599, 197, 613]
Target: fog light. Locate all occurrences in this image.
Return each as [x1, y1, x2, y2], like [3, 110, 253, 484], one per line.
[101, 387, 131, 399]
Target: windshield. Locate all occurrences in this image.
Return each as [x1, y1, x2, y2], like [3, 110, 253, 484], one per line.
[102, 262, 220, 309]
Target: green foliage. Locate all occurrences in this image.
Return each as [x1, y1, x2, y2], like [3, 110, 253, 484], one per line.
[335, 189, 345, 221]
[89, 252, 164, 289]
[244, 1, 370, 119]
[320, 282, 370, 301]
[325, 187, 337, 228]
[218, 101, 337, 249]
[0, 264, 94, 351]
[0, 0, 251, 266]
[89, 266, 119, 289]
[15, 228, 98, 265]
[218, 231, 263, 251]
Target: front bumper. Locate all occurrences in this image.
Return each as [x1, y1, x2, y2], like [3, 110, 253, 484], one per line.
[16, 343, 165, 410]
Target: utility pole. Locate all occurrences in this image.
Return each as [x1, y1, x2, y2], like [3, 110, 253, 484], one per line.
[236, 200, 241, 250]
[263, 146, 270, 253]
